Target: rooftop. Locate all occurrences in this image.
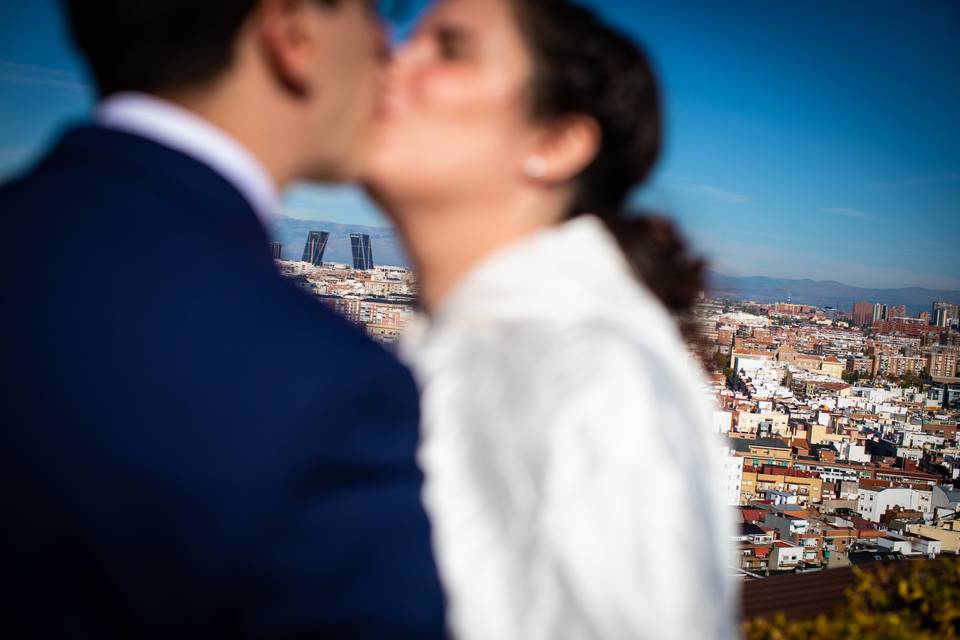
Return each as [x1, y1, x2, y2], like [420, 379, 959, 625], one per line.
[730, 437, 792, 453]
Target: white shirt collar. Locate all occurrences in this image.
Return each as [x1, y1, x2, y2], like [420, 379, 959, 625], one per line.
[401, 215, 670, 353]
[96, 92, 280, 226]
[436, 215, 638, 320]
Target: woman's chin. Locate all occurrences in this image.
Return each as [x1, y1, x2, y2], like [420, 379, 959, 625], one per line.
[362, 133, 414, 186]
[359, 157, 403, 204]
[359, 148, 393, 187]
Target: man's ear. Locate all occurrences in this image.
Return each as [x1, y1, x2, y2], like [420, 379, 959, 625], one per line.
[523, 115, 601, 185]
[258, 0, 320, 97]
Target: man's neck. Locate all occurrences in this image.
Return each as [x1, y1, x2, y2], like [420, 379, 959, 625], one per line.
[168, 86, 302, 190]
[97, 91, 284, 225]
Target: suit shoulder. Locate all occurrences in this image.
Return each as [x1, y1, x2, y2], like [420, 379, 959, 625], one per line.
[263, 281, 417, 387]
[303, 301, 414, 382]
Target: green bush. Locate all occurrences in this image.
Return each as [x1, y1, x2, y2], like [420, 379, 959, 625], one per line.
[743, 557, 960, 640]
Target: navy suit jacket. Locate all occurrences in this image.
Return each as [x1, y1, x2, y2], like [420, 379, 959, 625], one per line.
[0, 127, 446, 638]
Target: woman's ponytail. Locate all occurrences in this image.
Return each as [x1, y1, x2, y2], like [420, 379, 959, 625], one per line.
[514, 0, 705, 315]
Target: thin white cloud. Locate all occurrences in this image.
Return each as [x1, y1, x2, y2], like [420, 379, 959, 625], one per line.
[821, 207, 878, 221]
[681, 184, 751, 204]
[871, 172, 960, 188]
[0, 61, 90, 93]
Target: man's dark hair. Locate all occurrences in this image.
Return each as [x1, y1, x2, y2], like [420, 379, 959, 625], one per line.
[62, 0, 338, 97]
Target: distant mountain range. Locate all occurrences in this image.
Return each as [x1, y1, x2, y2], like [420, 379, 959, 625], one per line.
[271, 216, 957, 314]
[705, 271, 959, 316]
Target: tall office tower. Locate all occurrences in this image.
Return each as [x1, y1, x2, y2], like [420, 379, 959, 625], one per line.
[872, 303, 887, 323]
[350, 233, 374, 270]
[268, 242, 283, 260]
[933, 308, 947, 327]
[852, 301, 874, 326]
[932, 300, 960, 328]
[887, 305, 907, 320]
[301, 231, 330, 266]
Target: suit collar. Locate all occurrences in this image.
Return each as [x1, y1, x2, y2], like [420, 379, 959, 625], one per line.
[96, 93, 279, 227]
[43, 125, 272, 250]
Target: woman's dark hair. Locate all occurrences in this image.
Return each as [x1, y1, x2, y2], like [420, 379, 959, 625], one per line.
[513, 0, 705, 315]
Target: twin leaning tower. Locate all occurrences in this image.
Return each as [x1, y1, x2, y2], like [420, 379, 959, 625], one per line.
[275, 231, 375, 270]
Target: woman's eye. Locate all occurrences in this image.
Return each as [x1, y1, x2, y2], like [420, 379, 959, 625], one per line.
[435, 27, 466, 60]
[439, 38, 460, 59]
[443, 45, 460, 59]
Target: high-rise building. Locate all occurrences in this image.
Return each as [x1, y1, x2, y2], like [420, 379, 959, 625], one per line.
[927, 347, 959, 378]
[268, 242, 283, 260]
[932, 300, 959, 328]
[302, 231, 330, 266]
[887, 305, 907, 320]
[350, 233, 374, 270]
[852, 301, 874, 326]
[872, 303, 887, 323]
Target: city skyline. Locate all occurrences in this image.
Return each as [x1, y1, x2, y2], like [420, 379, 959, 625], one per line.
[1, 0, 957, 289]
[271, 215, 960, 312]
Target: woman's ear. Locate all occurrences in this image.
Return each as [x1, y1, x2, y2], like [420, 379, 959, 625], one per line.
[523, 115, 601, 185]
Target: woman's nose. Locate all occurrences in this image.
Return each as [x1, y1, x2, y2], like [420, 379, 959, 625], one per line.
[385, 31, 432, 84]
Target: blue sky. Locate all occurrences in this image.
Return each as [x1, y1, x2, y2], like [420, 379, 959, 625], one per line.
[1, 0, 958, 289]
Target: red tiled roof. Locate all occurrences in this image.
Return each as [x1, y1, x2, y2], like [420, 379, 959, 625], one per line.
[740, 509, 765, 523]
[759, 464, 817, 478]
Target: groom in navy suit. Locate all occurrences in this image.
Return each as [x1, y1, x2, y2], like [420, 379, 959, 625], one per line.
[1, 0, 444, 637]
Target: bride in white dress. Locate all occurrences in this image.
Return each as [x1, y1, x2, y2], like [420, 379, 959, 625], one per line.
[364, 0, 736, 638]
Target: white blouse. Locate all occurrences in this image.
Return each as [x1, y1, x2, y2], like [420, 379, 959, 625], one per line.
[400, 216, 737, 640]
